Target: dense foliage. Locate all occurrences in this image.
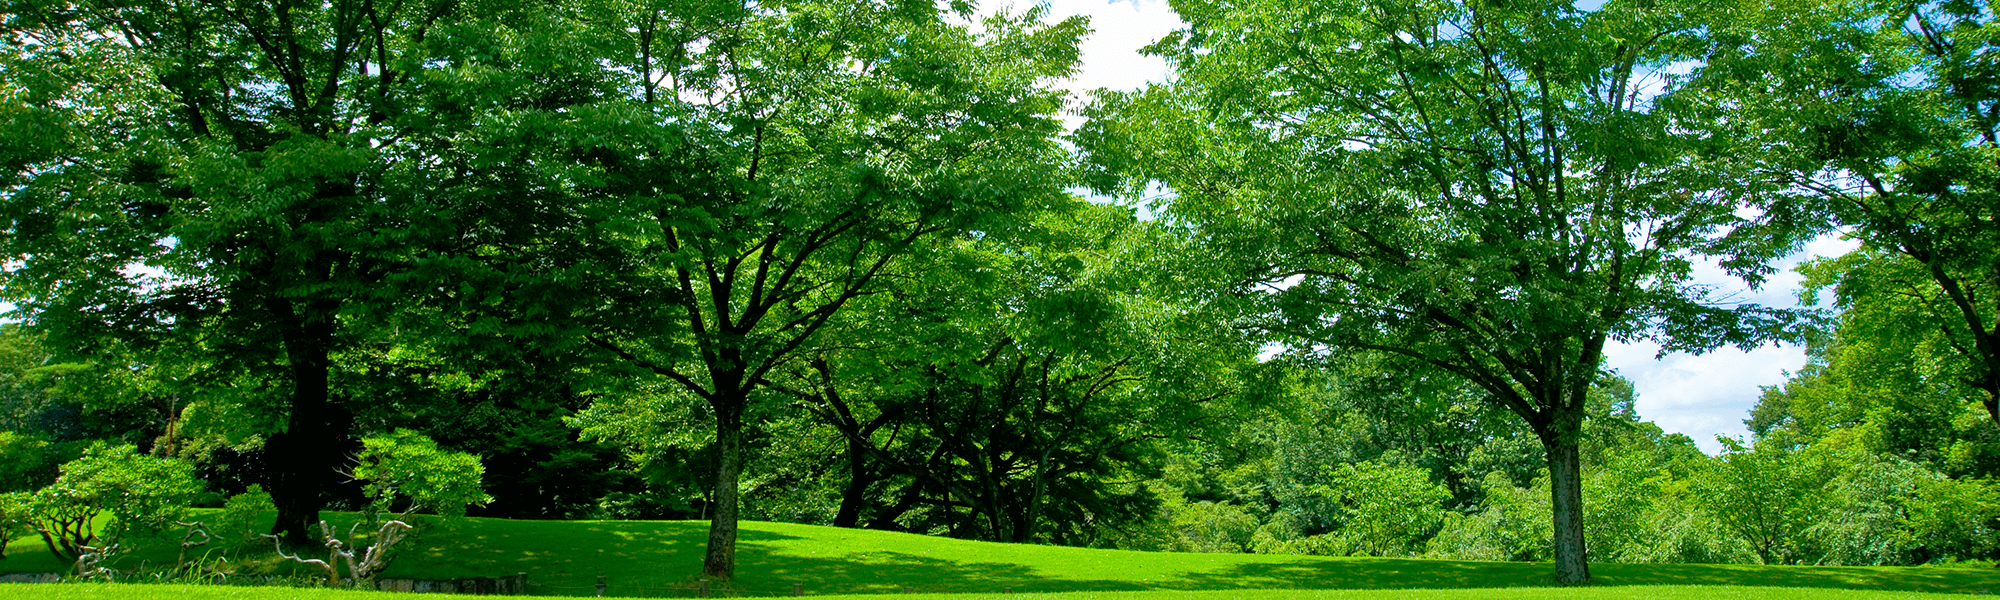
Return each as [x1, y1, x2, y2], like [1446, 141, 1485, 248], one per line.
[2, 0, 1997, 584]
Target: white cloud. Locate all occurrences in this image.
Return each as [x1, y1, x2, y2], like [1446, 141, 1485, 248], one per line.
[1030, 0, 1182, 95]
[1604, 233, 1859, 453]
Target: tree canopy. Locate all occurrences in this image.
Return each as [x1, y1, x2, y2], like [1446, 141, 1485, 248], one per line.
[3, 0, 1997, 583]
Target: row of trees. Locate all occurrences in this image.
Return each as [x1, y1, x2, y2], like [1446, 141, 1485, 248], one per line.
[2, 0, 1996, 584]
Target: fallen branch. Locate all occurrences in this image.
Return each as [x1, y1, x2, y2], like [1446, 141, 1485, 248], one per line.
[175, 521, 213, 572]
[264, 530, 338, 586]
[264, 518, 417, 588]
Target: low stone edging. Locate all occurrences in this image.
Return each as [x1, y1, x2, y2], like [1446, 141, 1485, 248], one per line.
[375, 572, 530, 595]
[0, 573, 62, 583]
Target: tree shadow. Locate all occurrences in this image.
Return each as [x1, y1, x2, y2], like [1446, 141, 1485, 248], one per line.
[18, 515, 1993, 597]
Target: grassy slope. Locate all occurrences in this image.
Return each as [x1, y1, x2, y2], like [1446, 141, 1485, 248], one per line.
[0, 584, 1985, 600]
[7, 516, 1999, 597]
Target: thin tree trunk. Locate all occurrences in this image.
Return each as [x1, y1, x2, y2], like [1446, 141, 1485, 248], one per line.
[1981, 387, 1999, 429]
[703, 396, 744, 578]
[1017, 446, 1052, 544]
[1543, 431, 1589, 584]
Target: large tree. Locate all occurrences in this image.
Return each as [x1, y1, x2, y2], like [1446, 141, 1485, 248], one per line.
[771, 202, 1247, 543]
[499, 0, 1086, 577]
[1080, 0, 1798, 582]
[1699, 0, 2000, 428]
[0, 0, 481, 543]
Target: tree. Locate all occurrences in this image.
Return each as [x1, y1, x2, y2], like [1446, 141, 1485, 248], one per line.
[1699, 437, 1840, 564]
[0, 0, 484, 543]
[1747, 256, 2000, 478]
[771, 202, 1247, 543]
[1080, 0, 1798, 582]
[1312, 461, 1450, 557]
[1699, 0, 2000, 427]
[489, 0, 1086, 577]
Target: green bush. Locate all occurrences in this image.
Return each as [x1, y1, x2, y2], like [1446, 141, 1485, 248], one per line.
[0, 491, 27, 560]
[354, 429, 492, 520]
[25, 442, 203, 564]
[263, 430, 490, 588]
[216, 485, 275, 552]
[25, 443, 204, 565]
[1315, 461, 1449, 557]
[1425, 471, 1551, 562]
[1898, 473, 2000, 563]
[1161, 495, 1261, 553]
[0, 431, 58, 493]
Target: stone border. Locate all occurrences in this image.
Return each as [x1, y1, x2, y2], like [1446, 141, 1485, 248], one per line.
[376, 572, 529, 595]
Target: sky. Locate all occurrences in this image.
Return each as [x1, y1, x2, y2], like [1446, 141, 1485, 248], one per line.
[1022, 0, 1857, 453]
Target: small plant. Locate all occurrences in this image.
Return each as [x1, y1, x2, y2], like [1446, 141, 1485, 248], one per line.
[266, 430, 490, 588]
[218, 485, 275, 551]
[352, 429, 492, 521]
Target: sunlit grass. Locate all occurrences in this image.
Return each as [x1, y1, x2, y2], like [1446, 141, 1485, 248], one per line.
[5, 515, 1998, 597]
[0, 583, 1987, 599]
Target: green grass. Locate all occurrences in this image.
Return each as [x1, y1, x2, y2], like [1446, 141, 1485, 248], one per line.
[0, 583, 1986, 600]
[6, 515, 2000, 597]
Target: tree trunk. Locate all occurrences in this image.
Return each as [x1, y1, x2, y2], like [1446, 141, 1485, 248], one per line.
[868, 483, 923, 530]
[833, 435, 871, 528]
[1981, 386, 1999, 429]
[1543, 432, 1589, 584]
[1017, 447, 1052, 544]
[703, 396, 744, 578]
[268, 310, 339, 546]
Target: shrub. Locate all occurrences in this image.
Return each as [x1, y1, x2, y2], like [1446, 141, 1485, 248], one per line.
[0, 431, 57, 493]
[1161, 495, 1260, 553]
[1898, 473, 2000, 563]
[354, 429, 492, 520]
[0, 491, 27, 560]
[1315, 461, 1449, 557]
[26, 443, 204, 565]
[217, 485, 275, 552]
[1425, 471, 1551, 562]
[267, 430, 489, 588]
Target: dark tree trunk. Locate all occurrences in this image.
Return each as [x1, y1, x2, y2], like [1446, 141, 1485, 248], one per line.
[868, 483, 924, 530]
[1540, 422, 1589, 584]
[703, 393, 745, 579]
[267, 307, 344, 546]
[833, 435, 871, 528]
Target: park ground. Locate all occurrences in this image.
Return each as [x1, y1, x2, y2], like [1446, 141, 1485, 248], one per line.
[4, 516, 1998, 597]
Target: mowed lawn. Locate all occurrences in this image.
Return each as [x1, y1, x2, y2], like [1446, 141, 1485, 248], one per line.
[0, 584, 1988, 600]
[4, 516, 1998, 597]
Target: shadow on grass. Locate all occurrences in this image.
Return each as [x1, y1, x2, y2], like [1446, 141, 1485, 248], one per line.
[727, 536, 2000, 597]
[16, 516, 1999, 597]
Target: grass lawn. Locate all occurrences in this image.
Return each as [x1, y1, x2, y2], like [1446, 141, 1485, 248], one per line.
[0, 583, 1986, 599]
[5, 515, 1998, 597]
